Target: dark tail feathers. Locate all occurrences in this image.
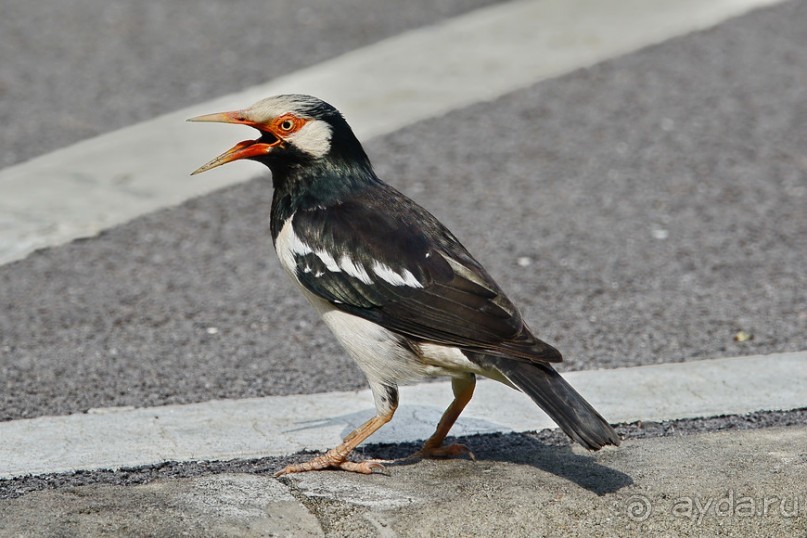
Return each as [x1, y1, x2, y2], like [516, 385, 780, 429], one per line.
[484, 356, 620, 450]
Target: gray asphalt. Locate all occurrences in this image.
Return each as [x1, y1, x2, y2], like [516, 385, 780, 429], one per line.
[0, 0, 499, 168]
[2, 0, 805, 422]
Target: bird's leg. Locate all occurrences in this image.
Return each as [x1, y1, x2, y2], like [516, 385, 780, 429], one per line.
[411, 374, 477, 461]
[275, 384, 398, 477]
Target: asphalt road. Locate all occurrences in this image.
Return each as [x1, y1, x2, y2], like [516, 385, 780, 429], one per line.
[0, 0, 499, 168]
[1, 0, 806, 423]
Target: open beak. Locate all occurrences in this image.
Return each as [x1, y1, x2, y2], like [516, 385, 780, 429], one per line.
[188, 111, 279, 175]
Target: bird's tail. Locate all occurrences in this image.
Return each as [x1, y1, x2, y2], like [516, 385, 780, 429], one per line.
[483, 356, 620, 450]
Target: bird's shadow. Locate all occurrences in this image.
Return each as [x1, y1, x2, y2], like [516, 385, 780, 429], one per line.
[284, 405, 633, 496]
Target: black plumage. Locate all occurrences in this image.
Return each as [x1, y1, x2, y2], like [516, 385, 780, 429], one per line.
[286, 185, 562, 363]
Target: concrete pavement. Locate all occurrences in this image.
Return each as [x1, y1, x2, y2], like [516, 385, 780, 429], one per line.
[2, 425, 805, 537]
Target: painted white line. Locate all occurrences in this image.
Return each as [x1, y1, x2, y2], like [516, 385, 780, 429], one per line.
[0, 0, 782, 265]
[1, 351, 804, 479]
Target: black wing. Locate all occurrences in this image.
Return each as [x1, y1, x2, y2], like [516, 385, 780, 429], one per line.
[287, 183, 561, 363]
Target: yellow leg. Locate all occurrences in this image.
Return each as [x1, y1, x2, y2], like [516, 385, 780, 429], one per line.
[275, 405, 396, 477]
[412, 375, 477, 461]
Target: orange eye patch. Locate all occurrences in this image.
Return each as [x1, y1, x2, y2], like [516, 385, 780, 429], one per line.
[273, 114, 305, 134]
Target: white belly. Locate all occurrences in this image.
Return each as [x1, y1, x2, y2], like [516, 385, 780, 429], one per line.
[312, 294, 427, 384]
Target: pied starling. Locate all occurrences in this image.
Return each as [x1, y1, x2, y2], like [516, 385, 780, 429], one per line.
[190, 94, 620, 476]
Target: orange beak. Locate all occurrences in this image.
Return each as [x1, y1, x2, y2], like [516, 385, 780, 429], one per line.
[188, 111, 280, 175]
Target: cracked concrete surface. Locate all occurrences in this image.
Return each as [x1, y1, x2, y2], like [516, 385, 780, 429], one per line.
[0, 474, 324, 537]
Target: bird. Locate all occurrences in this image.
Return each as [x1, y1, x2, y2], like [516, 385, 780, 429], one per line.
[189, 94, 620, 476]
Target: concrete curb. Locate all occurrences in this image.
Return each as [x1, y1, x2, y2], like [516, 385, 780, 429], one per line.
[2, 351, 804, 480]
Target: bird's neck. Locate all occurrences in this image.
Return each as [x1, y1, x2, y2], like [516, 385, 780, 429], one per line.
[269, 156, 379, 240]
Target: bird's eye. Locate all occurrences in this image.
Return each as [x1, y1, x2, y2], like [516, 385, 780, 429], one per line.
[279, 119, 295, 131]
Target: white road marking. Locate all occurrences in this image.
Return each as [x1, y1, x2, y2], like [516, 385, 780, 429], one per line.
[0, 0, 782, 265]
[1, 350, 804, 479]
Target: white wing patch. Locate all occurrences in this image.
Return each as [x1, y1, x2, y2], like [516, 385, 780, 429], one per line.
[338, 255, 373, 285]
[275, 217, 312, 280]
[313, 248, 340, 272]
[276, 217, 376, 285]
[371, 261, 423, 288]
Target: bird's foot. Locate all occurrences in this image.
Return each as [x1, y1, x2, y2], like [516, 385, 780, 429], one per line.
[274, 453, 389, 477]
[407, 442, 476, 462]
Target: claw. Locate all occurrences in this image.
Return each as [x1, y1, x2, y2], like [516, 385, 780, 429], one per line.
[274, 456, 390, 477]
[340, 459, 389, 475]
